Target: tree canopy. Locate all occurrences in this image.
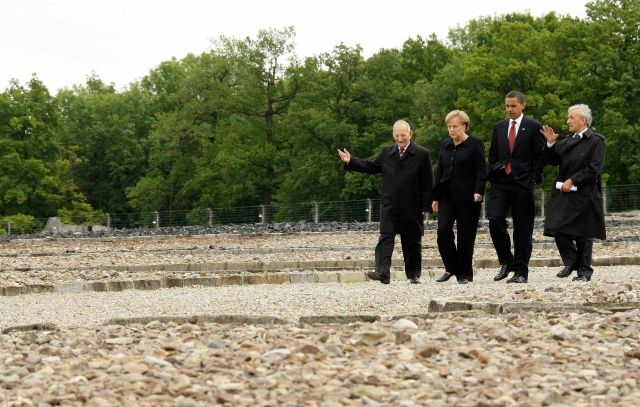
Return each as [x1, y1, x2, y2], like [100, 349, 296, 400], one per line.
[0, 0, 637, 224]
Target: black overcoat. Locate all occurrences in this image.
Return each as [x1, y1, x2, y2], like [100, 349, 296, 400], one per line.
[346, 142, 434, 235]
[543, 129, 606, 239]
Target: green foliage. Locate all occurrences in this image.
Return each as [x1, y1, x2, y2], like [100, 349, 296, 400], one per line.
[57, 202, 105, 225]
[2, 4, 640, 220]
[1, 214, 42, 234]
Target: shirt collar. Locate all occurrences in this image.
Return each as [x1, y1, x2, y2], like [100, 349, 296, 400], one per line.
[511, 114, 524, 127]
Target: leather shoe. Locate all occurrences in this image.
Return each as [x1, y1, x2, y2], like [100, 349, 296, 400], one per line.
[366, 271, 390, 284]
[556, 266, 574, 278]
[506, 275, 528, 284]
[572, 275, 591, 282]
[436, 272, 454, 282]
[494, 264, 511, 281]
[409, 277, 420, 284]
[458, 279, 470, 284]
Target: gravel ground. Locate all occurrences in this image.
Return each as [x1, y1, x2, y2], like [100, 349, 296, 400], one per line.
[0, 224, 639, 406]
[1, 265, 638, 330]
[0, 311, 638, 406]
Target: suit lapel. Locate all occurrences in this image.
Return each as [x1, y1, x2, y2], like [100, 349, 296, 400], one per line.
[512, 118, 527, 153]
[500, 120, 510, 153]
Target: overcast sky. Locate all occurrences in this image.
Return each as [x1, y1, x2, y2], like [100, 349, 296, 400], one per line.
[1, 0, 589, 92]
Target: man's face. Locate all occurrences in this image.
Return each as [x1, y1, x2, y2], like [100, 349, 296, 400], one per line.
[567, 109, 588, 133]
[505, 97, 526, 120]
[393, 124, 413, 147]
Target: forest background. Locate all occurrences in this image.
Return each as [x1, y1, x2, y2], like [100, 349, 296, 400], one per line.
[0, 0, 638, 230]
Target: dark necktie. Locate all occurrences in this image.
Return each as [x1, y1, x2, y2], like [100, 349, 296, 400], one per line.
[505, 120, 516, 174]
[399, 146, 405, 157]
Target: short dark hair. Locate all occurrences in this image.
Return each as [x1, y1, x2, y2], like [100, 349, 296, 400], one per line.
[505, 91, 525, 103]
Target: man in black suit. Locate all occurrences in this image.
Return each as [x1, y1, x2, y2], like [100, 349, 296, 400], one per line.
[541, 104, 606, 282]
[337, 120, 434, 284]
[487, 91, 545, 283]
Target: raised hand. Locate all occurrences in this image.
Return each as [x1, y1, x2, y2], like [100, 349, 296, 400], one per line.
[541, 125, 558, 144]
[337, 148, 351, 164]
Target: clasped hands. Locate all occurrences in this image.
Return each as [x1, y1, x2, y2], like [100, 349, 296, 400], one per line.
[432, 194, 482, 213]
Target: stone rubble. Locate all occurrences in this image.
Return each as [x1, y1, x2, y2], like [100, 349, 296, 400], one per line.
[0, 311, 638, 406]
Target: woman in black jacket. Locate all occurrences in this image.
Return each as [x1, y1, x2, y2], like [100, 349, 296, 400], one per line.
[432, 110, 487, 284]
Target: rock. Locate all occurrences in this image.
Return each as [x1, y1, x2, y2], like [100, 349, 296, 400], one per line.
[207, 339, 229, 349]
[410, 331, 431, 348]
[393, 319, 418, 331]
[415, 346, 440, 358]
[549, 325, 578, 341]
[105, 337, 134, 345]
[262, 348, 292, 363]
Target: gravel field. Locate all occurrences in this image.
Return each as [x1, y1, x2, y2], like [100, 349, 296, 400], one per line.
[0, 221, 639, 406]
[0, 300, 638, 406]
[1, 266, 638, 330]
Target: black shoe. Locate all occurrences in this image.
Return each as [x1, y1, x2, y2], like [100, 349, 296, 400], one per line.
[366, 271, 390, 284]
[506, 275, 528, 284]
[458, 279, 470, 284]
[409, 277, 420, 284]
[436, 272, 454, 283]
[494, 264, 511, 281]
[572, 276, 591, 282]
[556, 266, 574, 278]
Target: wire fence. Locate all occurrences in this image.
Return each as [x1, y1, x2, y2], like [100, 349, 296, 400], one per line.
[2, 184, 639, 234]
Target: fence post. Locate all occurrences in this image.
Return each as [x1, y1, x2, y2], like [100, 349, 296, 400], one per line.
[481, 199, 486, 221]
[540, 189, 545, 218]
[6, 220, 11, 236]
[313, 201, 319, 223]
[366, 198, 372, 223]
[260, 205, 266, 224]
[154, 211, 160, 228]
[207, 208, 213, 227]
[603, 185, 608, 215]
[106, 213, 111, 229]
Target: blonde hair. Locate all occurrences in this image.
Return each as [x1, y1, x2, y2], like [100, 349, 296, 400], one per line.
[445, 110, 470, 130]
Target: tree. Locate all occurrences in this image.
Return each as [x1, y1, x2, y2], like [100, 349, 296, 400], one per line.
[209, 27, 302, 221]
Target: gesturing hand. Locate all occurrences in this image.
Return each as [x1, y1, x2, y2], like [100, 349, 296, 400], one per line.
[337, 148, 351, 164]
[541, 125, 558, 144]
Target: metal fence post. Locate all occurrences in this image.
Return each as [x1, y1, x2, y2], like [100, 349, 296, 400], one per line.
[481, 199, 486, 220]
[366, 198, 372, 223]
[106, 213, 111, 229]
[207, 208, 213, 227]
[6, 220, 11, 236]
[540, 189, 545, 218]
[154, 211, 160, 228]
[260, 205, 266, 223]
[603, 185, 608, 215]
[313, 202, 319, 223]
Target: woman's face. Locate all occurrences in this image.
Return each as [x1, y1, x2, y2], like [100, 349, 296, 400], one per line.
[447, 117, 466, 140]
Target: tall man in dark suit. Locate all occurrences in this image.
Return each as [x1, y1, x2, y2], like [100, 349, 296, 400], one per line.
[337, 120, 434, 284]
[541, 104, 606, 282]
[487, 91, 545, 283]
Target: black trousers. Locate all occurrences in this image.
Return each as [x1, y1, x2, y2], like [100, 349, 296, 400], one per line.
[487, 181, 535, 277]
[554, 232, 594, 278]
[436, 198, 481, 281]
[374, 231, 422, 280]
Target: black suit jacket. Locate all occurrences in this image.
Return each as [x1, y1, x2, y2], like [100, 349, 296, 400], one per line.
[488, 116, 545, 189]
[433, 135, 487, 201]
[346, 141, 434, 235]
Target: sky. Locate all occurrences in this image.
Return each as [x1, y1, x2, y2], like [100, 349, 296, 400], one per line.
[1, 0, 589, 93]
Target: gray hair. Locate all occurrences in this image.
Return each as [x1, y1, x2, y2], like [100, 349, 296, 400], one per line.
[393, 120, 411, 132]
[568, 104, 592, 127]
